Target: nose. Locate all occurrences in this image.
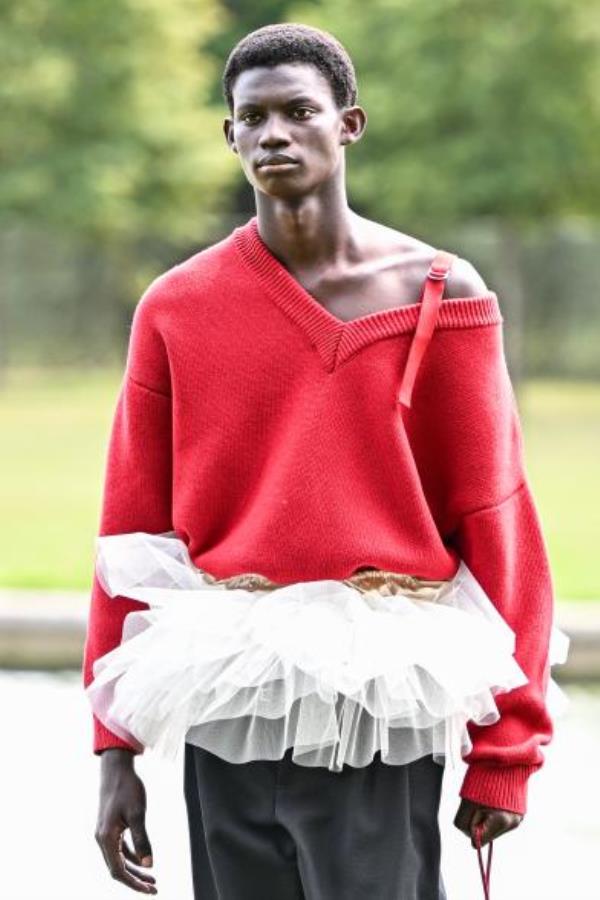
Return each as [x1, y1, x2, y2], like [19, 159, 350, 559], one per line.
[258, 112, 291, 147]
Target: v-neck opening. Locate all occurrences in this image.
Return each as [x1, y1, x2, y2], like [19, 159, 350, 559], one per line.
[232, 215, 502, 372]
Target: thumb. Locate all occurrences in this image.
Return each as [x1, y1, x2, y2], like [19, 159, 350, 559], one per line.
[129, 817, 153, 867]
[469, 808, 489, 848]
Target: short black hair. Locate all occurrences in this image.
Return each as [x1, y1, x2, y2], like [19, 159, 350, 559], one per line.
[222, 23, 358, 115]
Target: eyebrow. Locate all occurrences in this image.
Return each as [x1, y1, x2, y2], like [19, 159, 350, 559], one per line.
[236, 95, 317, 113]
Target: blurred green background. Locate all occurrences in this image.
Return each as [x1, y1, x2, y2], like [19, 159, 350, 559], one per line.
[1, 0, 599, 598]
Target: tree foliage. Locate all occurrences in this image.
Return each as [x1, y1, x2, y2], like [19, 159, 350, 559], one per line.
[289, 0, 600, 232]
[0, 0, 237, 242]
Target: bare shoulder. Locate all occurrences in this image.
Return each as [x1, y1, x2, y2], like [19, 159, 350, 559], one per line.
[358, 215, 490, 298]
[444, 256, 489, 299]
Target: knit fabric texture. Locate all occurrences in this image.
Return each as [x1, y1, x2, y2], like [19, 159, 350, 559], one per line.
[82, 215, 556, 815]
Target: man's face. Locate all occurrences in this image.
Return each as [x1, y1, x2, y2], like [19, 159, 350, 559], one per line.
[224, 62, 361, 197]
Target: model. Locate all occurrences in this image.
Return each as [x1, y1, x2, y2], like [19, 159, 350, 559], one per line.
[83, 22, 569, 899]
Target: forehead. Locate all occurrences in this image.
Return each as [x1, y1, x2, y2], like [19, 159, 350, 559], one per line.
[232, 62, 333, 107]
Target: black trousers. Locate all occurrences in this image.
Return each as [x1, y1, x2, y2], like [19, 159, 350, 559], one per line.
[183, 742, 448, 900]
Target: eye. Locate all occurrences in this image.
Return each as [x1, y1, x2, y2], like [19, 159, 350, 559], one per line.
[292, 107, 313, 119]
[240, 112, 260, 124]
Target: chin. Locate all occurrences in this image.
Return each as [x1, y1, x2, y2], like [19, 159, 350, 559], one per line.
[254, 177, 307, 197]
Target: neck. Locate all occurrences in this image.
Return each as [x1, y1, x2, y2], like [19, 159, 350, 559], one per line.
[253, 182, 361, 269]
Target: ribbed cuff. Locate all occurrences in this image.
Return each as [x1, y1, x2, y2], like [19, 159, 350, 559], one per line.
[459, 762, 540, 815]
[93, 716, 143, 757]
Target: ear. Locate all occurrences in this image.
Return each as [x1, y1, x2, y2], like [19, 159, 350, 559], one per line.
[223, 118, 237, 153]
[340, 106, 367, 146]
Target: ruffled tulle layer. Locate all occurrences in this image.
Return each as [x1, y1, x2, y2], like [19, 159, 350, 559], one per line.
[86, 531, 570, 771]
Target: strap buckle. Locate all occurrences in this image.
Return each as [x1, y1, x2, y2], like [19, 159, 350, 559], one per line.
[427, 264, 450, 281]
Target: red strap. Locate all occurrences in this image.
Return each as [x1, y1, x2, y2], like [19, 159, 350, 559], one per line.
[474, 823, 493, 900]
[397, 249, 456, 408]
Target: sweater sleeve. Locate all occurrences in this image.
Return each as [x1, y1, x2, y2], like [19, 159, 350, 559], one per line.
[452, 478, 555, 815]
[81, 287, 173, 755]
[439, 321, 556, 815]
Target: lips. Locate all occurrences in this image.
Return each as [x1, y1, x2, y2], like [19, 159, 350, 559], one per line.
[258, 156, 298, 167]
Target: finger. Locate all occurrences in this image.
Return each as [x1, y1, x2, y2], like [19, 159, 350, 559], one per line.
[123, 861, 157, 885]
[121, 837, 157, 884]
[484, 812, 520, 843]
[453, 804, 474, 835]
[469, 811, 489, 848]
[452, 810, 468, 832]
[129, 816, 153, 868]
[99, 828, 157, 894]
[472, 810, 512, 847]
[455, 820, 472, 839]
[121, 835, 145, 865]
[107, 848, 157, 893]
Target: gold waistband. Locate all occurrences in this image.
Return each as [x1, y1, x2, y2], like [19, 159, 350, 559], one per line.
[200, 567, 448, 599]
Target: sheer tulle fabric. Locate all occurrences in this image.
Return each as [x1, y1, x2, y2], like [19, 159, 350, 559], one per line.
[86, 531, 570, 771]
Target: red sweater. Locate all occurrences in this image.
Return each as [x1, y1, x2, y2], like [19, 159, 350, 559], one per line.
[82, 215, 556, 815]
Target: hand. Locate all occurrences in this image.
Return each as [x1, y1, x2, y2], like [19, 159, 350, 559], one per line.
[454, 797, 523, 848]
[95, 749, 158, 894]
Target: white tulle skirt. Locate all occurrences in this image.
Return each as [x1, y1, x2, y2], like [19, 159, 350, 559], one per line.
[85, 531, 570, 772]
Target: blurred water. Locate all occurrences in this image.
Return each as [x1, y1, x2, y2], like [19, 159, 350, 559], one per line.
[0, 671, 596, 900]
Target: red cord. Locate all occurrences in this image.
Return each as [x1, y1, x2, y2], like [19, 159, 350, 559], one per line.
[474, 822, 493, 899]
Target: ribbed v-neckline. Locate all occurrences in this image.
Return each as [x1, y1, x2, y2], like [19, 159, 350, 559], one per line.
[232, 215, 502, 372]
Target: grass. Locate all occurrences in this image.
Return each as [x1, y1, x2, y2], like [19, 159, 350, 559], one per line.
[0, 367, 123, 590]
[1, 367, 598, 599]
[518, 379, 600, 601]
